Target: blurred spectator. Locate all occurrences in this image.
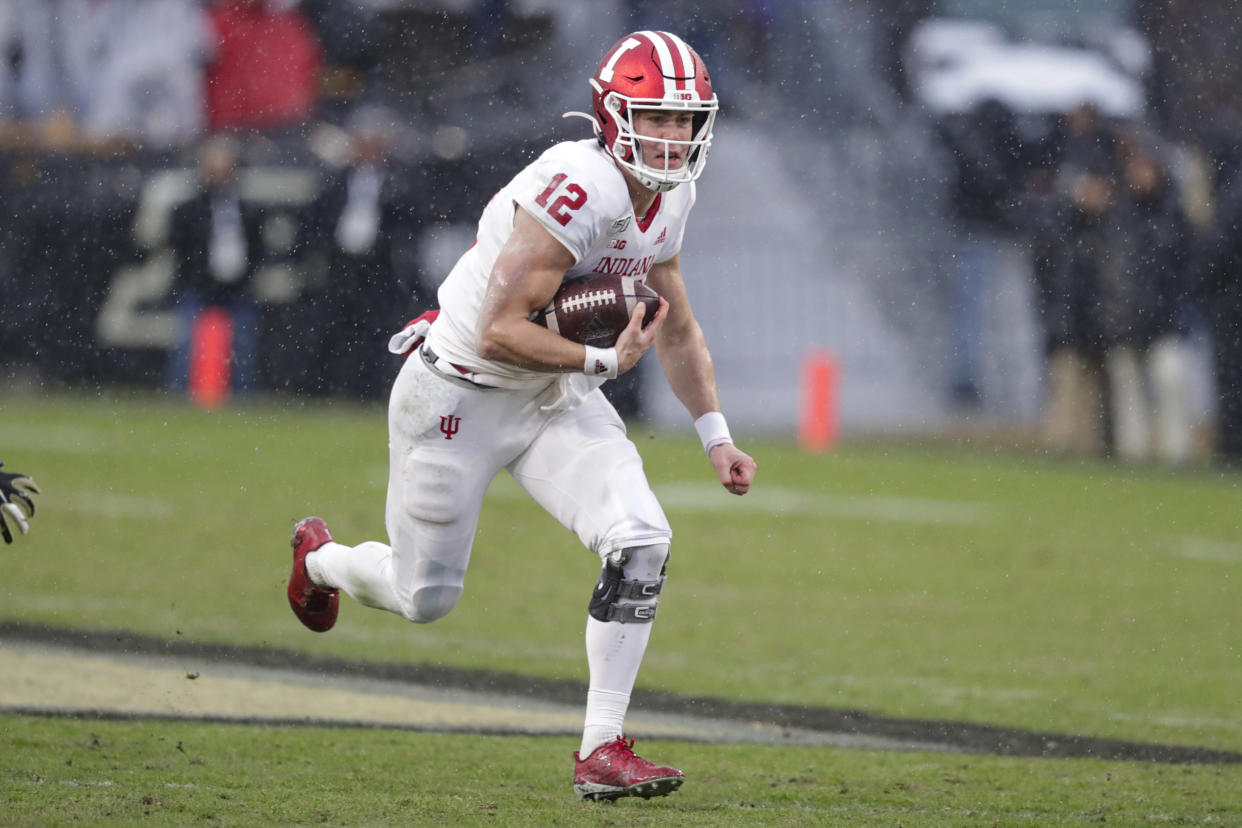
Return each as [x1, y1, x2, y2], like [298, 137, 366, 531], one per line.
[297, 0, 385, 122]
[627, 0, 728, 51]
[205, 0, 324, 133]
[1032, 109, 1199, 463]
[1033, 113, 1115, 456]
[1054, 104, 1117, 189]
[1197, 142, 1242, 465]
[726, 1, 779, 90]
[870, 0, 932, 102]
[938, 98, 1027, 409]
[626, 1, 731, 85]
[301, 107, 423, 400]
[298, 0, 383, 72]
[0, 0, 65, 147]
[467, 0, 511, 58]
[0, 0, 208, 152]
[1097, 129, 1194, 463]
[165, 135, 264, 395]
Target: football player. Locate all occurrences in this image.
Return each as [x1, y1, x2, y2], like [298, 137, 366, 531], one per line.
[0, 461, 40, 544]
[287, 31, 756, 801]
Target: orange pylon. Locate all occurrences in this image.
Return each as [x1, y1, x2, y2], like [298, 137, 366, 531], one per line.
[798, 349, 839, 452]
[188, 307, 233, 409]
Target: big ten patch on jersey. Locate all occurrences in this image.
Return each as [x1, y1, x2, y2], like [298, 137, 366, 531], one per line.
[580, 192, 679, 280]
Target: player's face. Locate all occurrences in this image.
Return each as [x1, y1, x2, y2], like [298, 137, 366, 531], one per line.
[631, 109, 695, 171]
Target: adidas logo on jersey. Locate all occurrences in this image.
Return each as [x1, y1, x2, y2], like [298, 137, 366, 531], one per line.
[655, 227, 666, 244]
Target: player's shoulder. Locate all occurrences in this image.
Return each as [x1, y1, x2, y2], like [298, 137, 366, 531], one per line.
[527, 140, 630, 211]
[537, 139, 616, 176]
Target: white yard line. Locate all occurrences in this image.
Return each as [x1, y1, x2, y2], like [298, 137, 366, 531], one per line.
[1172, 537, 1242, 564]
[485, 477, 990, 526]
[56, 491, 176, 520]
[0, 423, 106, 454]
[653, 483, 990, 525]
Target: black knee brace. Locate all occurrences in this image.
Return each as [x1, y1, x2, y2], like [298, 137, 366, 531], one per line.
[587, 549, 666, 624]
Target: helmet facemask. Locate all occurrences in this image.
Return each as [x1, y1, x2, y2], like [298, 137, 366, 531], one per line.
[592, 84, 717, 193]
[566, 31, 720, 192]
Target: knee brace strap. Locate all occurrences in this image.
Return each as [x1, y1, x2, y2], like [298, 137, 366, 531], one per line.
[617, 576, 665, 599]
[588, 559, 665, 624]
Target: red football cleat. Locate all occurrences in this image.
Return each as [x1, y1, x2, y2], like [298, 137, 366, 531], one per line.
[573, 736, 684, 801]
[287, 517, 339, 632]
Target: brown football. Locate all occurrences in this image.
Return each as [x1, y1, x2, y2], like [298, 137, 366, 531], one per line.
[531, 274, 659, 348]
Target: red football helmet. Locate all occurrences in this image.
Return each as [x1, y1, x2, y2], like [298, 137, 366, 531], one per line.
[569, 31, 718, 192]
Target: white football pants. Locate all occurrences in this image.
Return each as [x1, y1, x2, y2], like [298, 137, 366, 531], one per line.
[311, 349, 672, 622]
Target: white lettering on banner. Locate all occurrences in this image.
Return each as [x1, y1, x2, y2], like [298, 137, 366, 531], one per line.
[95, 251, 178, 348]
[95, 168, 321, 349]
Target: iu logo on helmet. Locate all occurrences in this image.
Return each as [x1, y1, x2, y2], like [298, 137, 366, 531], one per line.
[440, 415, 461, 440]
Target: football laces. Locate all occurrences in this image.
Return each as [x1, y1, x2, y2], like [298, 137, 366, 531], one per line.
[559, 290, 617, 313]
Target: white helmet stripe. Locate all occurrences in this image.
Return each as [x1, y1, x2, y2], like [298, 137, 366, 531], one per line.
[598, 36, 641, 83]
[637, 30, 680, 98]
[660, 31, 696, 92]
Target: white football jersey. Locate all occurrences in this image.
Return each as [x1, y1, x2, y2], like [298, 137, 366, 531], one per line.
[426, 139, 695, 387]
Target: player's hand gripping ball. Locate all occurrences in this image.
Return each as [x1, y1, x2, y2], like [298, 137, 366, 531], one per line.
[530, 274, 659, 348]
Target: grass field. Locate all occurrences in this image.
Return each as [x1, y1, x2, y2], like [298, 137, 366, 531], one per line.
[6, 715, 1242, 826]
[2, 389, 1240, 824]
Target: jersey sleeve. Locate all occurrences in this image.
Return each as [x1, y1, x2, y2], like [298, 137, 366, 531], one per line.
[512, 150, 614, 264]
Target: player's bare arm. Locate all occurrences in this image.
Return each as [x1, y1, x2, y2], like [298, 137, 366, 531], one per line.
[477, 206, 666, 373]
[646, 255, 757, 495]
[645, 254, 718, 416]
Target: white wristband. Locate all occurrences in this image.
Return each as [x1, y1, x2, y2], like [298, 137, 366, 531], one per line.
[583, 345, 618, 378]
[694, 411, 733, 455]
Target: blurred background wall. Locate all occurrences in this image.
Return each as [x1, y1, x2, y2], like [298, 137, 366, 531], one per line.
[2, 0, 1240, 463]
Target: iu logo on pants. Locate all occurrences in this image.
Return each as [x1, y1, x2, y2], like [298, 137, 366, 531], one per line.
[440, 415, 461, 440]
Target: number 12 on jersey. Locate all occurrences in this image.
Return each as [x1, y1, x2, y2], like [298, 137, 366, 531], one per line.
[535, 173, 587, 227]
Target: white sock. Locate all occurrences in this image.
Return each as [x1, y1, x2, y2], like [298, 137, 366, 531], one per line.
[304, 548, 330, 587]
[579, 615, 653, 757]
[579, 688, 629, 757]
[308, 540, 406, 615]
